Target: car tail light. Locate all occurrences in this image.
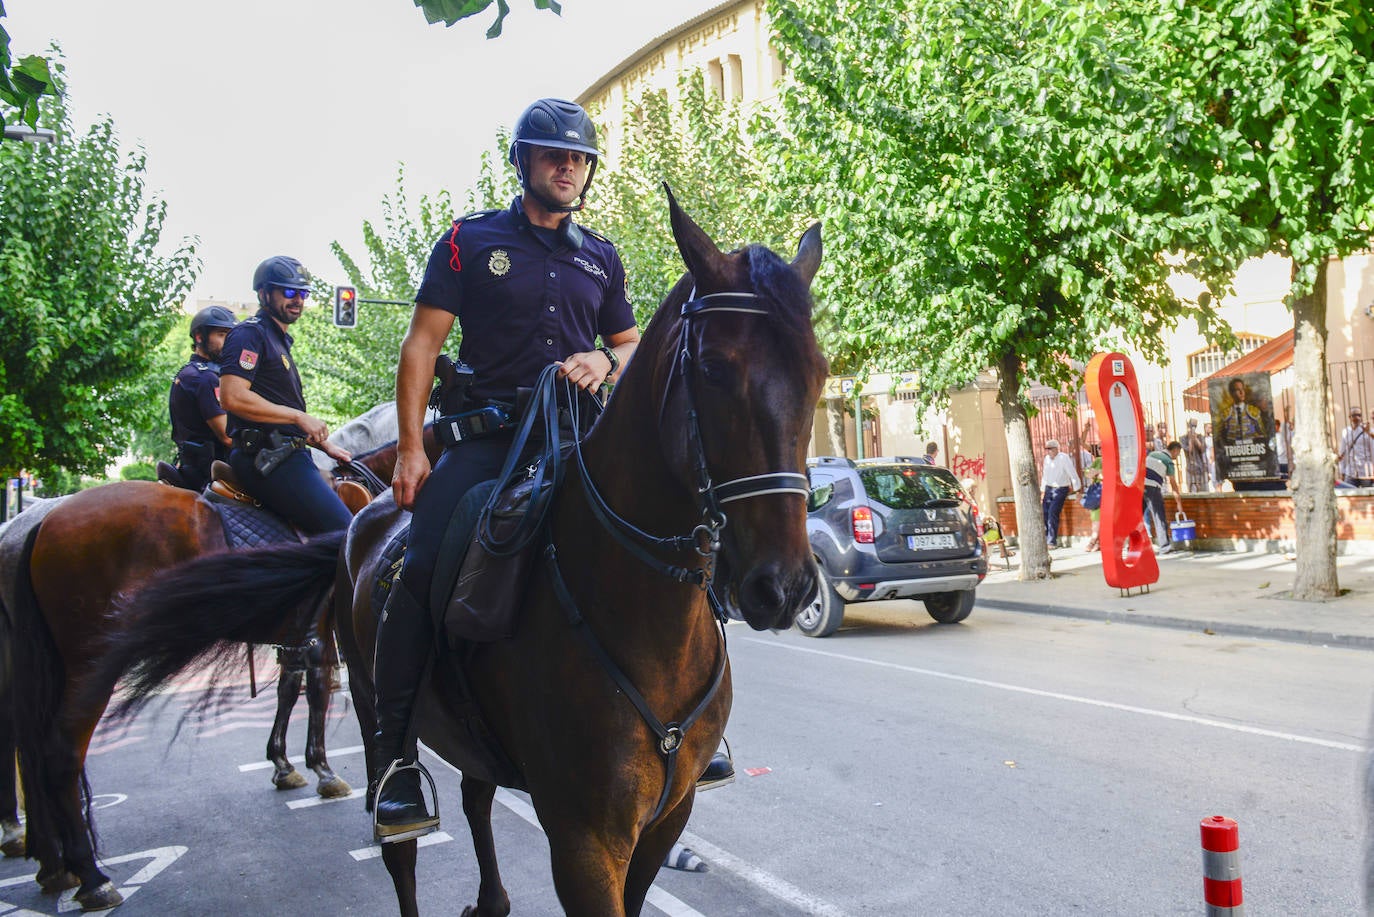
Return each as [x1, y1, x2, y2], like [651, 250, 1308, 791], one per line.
[851, 506, 875, 544]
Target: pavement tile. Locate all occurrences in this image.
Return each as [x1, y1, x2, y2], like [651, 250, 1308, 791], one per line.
[976, 544, 1374, 650]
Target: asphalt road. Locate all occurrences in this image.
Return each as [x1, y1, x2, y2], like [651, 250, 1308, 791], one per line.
[0, 602, 1367, 915]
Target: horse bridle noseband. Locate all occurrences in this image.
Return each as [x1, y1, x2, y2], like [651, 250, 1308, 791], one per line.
[547, 288, 810, 822]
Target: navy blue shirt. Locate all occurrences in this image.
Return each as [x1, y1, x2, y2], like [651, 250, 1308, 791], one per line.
[218, 310, 308, 439]
[415, 198, 635, 402]
[169, 356, 226, 453]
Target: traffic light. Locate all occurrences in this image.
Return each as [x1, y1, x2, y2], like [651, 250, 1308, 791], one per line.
[333, 286, 357, 328]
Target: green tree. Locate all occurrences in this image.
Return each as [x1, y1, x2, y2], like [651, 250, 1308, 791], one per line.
[414, 0, 561, 37]
[1122, 0, 1374, 597]
[299, 166, 464, 426]
[0, 73, 197, 483]
[0, 2, 56, 132]
[768, 0, 1254, 579]
[590, 73, 811, 326]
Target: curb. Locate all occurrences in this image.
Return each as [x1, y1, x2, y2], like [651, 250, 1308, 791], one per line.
[975, 597, 1374, 652]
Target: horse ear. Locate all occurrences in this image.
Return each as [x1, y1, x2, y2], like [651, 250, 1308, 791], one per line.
[792, 222, 823, 287]
[664, 183, 729, 288]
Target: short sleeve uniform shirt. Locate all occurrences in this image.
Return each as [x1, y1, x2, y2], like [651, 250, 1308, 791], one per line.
[169, 357, 225, 448]
[415, 198, 635, 403]
[218, 310, 309, 439]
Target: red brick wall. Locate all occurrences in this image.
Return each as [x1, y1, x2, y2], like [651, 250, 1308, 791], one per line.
[995, 492, 1374, 544]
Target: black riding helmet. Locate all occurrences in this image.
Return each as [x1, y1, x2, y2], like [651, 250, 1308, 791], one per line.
[508, 98, 599, 213]
[189, 305, 238, 343]
[252, 255, 311, 293]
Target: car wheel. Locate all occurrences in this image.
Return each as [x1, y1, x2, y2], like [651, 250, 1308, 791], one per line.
[923, 588, 976, 624]
[795, 564, 845, 638]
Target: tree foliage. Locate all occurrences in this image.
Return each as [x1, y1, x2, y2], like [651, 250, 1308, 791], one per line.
[589, 73, 812, 325]
[296, 166, 464, 426]
[0, 75, 197, 480]
[413, 0, 561, 37]
[0, 2, 56, 132]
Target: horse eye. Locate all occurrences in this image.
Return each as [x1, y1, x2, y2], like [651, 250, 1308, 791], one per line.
[698, 359, 734, 388]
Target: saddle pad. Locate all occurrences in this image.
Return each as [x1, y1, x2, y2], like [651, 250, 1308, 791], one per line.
[430, 479, 497, 620]
[211, 500, 300, 550]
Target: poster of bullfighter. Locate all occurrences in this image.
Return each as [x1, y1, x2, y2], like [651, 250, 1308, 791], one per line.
[1208, 372, 1277, 484]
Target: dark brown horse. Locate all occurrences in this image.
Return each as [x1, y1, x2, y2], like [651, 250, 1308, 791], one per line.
[5, 431, 438, 911]
[82, 194, 826, 915]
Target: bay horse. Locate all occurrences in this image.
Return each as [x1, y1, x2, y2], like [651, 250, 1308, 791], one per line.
[4, 424, 439, 911]
[82, 192, 826, 916]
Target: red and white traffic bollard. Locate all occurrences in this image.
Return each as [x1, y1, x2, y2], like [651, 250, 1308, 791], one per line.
[1201, 815, 1244, 915]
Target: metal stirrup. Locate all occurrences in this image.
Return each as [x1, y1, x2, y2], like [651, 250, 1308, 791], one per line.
[372, 758, 441, 844]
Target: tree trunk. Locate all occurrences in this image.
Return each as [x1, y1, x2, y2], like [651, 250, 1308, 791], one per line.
[1289, 260, 1340, 598]
[825, 399, 847, 458]
[998, 350, 1051, 580]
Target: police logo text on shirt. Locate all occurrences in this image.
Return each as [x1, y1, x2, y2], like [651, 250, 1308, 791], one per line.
[240, 350, 259, 371]
[573, 256, 608, 280]
[488, 250, 511, 277]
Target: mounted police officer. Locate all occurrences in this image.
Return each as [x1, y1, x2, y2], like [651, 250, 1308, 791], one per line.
[368, 98, 644, 842]
[168, 306, 238, 492]
[218, 256, 353, 534]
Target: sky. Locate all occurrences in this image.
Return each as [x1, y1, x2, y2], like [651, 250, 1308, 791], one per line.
[7, 0, 722, 303]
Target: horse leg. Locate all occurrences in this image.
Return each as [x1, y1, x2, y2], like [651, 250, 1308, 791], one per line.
[546, 825, 630, 917]
[267, 648, 308, 790]
[51, 753, 121, 910]
[458, 776, 510, 917]
[303, 657, 350, 798]
[624, 796, 694, 917]
[380, 839, 420, 917]
[0, 713, 25, 857]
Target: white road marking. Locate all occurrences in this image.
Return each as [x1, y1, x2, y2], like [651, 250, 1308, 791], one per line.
[349, 831, 454, 861]
[0, 845, 188, 914]
[288, 788, 366, 809]
[237, 744, 366, 772]
[426, 755, 708, 917]
[746, 637, 1367, 753]
[677, 831, 853, 917]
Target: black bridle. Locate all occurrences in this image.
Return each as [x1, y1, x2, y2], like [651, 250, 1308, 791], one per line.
[543, 288, 810, 821]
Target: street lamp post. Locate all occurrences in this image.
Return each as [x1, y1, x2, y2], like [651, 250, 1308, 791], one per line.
[2, 125, 57, 143]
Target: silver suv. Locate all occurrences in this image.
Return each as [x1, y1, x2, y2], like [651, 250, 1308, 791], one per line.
[799, 456, 988, 637]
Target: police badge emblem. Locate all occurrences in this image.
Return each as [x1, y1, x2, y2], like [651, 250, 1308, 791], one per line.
[282, 354, 291, 370]
[240, 350, 259, 371]
[489, 249, 511, 277]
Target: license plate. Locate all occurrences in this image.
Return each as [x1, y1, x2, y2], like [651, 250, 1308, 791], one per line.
[908, 534, 956, 550]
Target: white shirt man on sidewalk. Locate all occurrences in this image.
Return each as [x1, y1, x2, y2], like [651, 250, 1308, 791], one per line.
[1040, 439, 1081, 548]
[1338, 407, 1373, 486]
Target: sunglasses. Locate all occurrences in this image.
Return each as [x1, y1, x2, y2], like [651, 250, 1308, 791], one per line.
[279, 287, 311, 300]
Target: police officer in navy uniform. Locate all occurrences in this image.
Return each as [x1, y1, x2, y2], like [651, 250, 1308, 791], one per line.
[168, 306, 238, 492]
[366, 98, 643, 841]
[218, 256, 354, 534]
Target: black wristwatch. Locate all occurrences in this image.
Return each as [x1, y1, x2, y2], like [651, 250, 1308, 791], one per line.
[597, 345, 620, 376]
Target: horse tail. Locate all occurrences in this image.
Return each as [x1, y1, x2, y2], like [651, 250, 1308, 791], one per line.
[87, 531, 346, 722]
[10, 522, 97, 858]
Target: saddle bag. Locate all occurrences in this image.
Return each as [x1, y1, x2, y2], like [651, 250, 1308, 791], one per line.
[443, 475, 549, 646]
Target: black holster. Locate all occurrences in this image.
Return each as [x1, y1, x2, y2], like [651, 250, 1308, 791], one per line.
[252, 431, 307, 476]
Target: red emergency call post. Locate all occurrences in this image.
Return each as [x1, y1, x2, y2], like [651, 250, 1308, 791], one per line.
[1084, 352, 1159, 591]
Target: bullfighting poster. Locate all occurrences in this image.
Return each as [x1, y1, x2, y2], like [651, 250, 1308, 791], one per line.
[1209, 372, 1277, 483]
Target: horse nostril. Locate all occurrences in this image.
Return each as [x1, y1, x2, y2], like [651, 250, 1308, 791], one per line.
[742, 566, 787, 614]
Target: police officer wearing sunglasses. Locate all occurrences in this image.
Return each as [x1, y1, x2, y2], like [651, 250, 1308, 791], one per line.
[218, 255, 354, 533]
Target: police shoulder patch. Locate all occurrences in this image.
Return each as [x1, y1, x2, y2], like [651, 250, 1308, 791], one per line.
[579, 224, 615, 245]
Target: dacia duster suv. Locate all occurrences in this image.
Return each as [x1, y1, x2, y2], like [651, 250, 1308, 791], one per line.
[800, 456, 988, 637]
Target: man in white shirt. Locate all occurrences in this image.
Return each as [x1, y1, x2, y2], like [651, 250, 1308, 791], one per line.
[1338, 407, 1373, 487]
[1040, 439, 1082, 548]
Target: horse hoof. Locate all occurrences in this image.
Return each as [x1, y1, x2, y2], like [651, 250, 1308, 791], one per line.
[272, 768, 308, 790]
[37, 868, 80, 893]
[76, 880, 124, 911]
[317, 775, 353, 798]
[0, 823, 24, 858]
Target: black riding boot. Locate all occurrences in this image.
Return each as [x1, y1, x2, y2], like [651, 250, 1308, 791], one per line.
[371, 579, 440, 842]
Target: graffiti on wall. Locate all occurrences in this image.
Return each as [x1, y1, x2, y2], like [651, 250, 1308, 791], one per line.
[951, 453, 986, 479]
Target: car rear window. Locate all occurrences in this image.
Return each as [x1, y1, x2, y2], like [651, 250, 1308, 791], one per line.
[858, 466, 964, 509]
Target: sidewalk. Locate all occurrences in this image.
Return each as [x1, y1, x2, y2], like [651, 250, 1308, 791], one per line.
[976, 544, 1374, 651]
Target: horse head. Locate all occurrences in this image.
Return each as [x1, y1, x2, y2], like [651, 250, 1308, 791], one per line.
[644, 186, 828, 631]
